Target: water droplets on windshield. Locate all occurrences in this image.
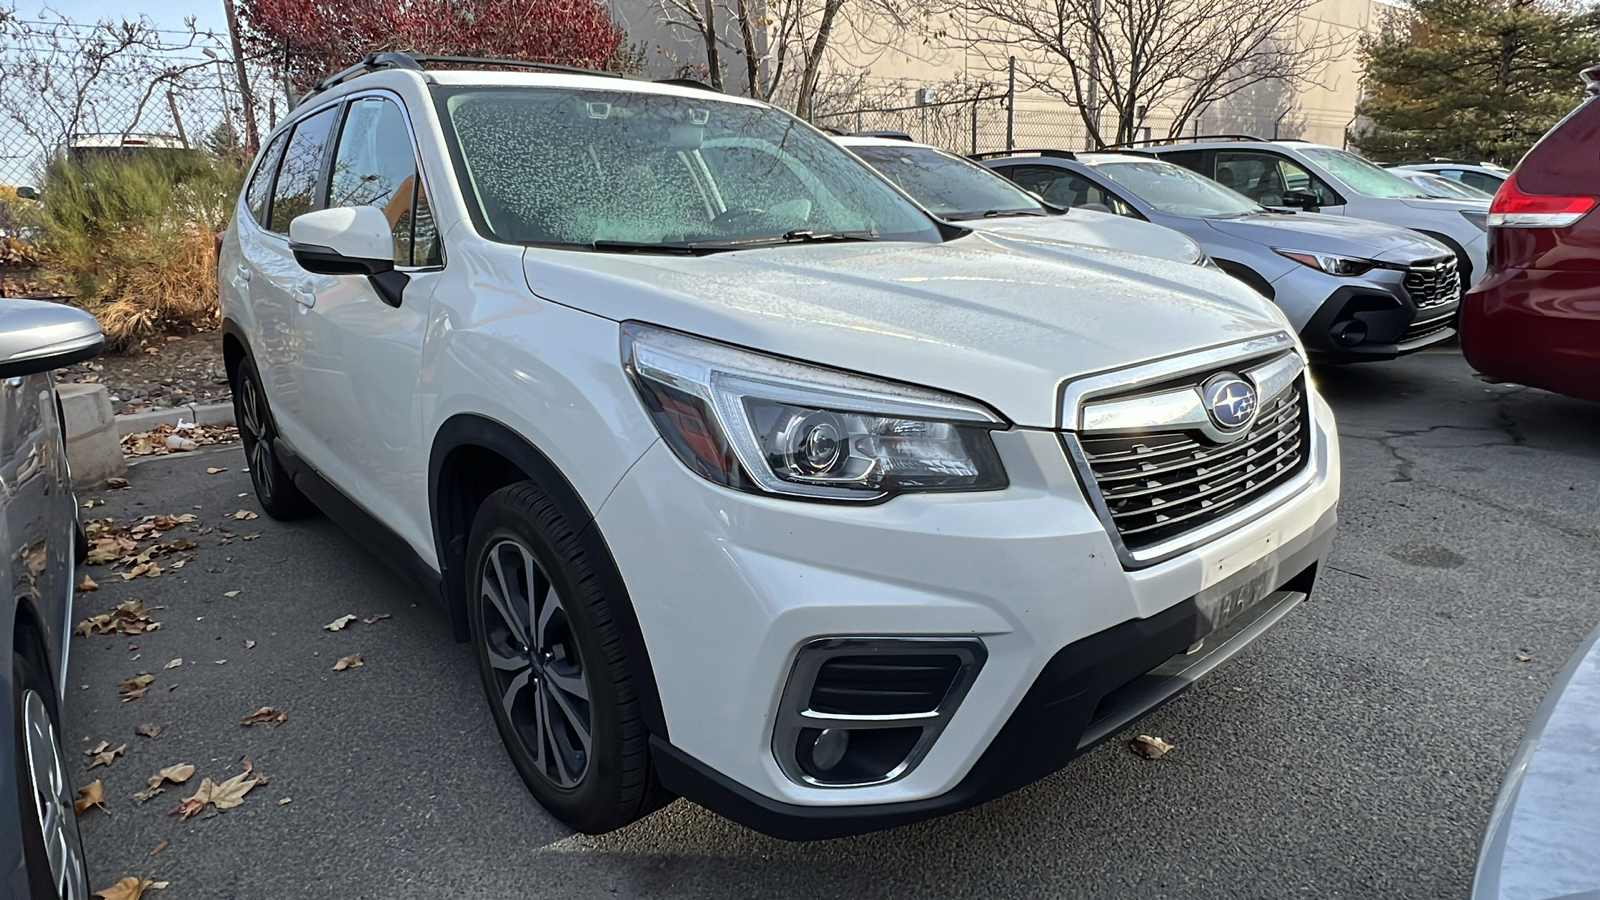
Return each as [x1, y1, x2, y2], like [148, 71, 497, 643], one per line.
[437, 87, 940, 250]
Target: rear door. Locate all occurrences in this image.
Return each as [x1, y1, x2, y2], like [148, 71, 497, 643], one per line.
[242, 104, 340, 459]
[1214, 150, 1346, 214]
[998, 164, 1139, 216]
[286, 93, 443, 545]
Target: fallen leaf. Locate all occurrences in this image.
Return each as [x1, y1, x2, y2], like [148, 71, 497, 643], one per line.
[278, 797, 291, 805]
[323, 614, 356, 631]
[77, 574, 99, 592]
[206, 467, 226, 474]
[93, 876, 157, 900]
[149, 838, 169, 855]
[135, 723, 161, 738]
[231, 509, 258, 520]
[75, 600, 161, 637]
[74, 779, 106, 815]
[223, 590, 241, 598]
[163, 658, 182, 670]
[242, 532, 261, 541]
[118, 674, 155, 702]
[240, 706, 287, 726]
[1129, 734, 1175, 760]
[130, 786, 163, 804]
[243, 640, 256, 650]
[106, 477, 129, 489]
[362, 613, 391, 625]
[88, 743, 126, 769]
[83, 498, 103, 508]
[147, 763, 195, 789]
[333, 653, 363, 671]
[1516, 650, 1533, 662]
[85, 741, 110, 756]
[170, 768, 259, 819]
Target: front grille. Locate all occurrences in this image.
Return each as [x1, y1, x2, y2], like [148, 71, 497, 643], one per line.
[1076, 379, 1309, 551]
[809, 654, 963, 716]
[1404, 257, 1461, 309]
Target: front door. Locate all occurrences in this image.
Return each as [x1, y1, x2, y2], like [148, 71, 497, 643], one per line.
[287, 93, 443, 553]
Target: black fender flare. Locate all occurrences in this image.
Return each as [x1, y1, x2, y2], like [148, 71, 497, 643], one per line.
[429, 414, 668, 740]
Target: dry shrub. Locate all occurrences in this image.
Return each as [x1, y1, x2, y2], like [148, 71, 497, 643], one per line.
[93, 228, 219, 348]
[34, 153, 242, 349]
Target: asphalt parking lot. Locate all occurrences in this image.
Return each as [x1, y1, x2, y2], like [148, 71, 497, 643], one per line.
[62, 348, 1600, 899]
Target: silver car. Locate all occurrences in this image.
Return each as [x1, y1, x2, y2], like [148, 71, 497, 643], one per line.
[1, 298, 101, 900]
[981, 151, 1463, 361]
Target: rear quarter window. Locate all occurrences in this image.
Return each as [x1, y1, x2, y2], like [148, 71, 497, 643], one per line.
[1512, 98, 1600, 195]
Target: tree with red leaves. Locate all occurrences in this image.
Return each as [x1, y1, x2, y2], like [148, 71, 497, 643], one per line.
[237, 0, 626, 92]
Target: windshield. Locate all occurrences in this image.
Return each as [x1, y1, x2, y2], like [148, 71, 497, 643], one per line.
[1090, 160, 1262, 217]
[1298, 147, 1427, 199]
[848, 144, 1046, 220]
[433, 87, 941, 250]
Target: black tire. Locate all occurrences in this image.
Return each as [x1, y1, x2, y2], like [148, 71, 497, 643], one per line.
[230, 356, 315, 520]
[465, 482, 665, 833]
[13, 644, 88, 900]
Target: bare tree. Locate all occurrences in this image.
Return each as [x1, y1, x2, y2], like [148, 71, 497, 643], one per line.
[921, 0, 1345, 146]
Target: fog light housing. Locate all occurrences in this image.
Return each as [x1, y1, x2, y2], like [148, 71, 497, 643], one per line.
[773, 637, 986, 787]
[1331, 319, 1367, 347]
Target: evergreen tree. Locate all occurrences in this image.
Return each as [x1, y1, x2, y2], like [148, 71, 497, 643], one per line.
[1353, 0, 1600, 165]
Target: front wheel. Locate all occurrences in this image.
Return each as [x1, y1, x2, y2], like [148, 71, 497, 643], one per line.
[14, 648, 89, 900]
[230, 357, 314, 520]
[465, 483, 666, 833]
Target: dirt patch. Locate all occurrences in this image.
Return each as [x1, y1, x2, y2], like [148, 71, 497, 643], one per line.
[55, 330, 229, 415]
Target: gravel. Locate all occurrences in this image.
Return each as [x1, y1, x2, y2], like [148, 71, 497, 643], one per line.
[56, 331, 229, 415]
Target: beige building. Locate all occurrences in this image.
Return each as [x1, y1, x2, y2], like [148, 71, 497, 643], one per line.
[805, 0, 1394, 150]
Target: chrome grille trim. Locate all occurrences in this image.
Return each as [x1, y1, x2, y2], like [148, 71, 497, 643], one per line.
[1058, 333, 1317, 569]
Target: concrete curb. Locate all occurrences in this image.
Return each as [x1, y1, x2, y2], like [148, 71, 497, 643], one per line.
[114, 400, 235, 436]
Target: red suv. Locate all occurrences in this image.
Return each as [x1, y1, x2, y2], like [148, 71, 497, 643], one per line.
[1461, 66, 1600, 402]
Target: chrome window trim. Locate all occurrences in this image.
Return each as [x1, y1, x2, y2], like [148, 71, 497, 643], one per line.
[771, 636, 986, 789]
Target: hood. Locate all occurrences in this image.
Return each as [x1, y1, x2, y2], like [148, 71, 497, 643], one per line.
[1398, 197, 1490, 212]
[960, 209, 1203, 264]
[1205, 212, 1452, 263]
[521, 232, 1288, 427]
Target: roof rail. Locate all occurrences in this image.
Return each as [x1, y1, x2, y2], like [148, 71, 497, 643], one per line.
[1383, 157, 1505, 168]
[968, 148, 1076, 161]
[850, 129, 914, 141]
[1102, 134, 1265, 149]
[297, 50, 622, 105]
[654, 77, 720, 92]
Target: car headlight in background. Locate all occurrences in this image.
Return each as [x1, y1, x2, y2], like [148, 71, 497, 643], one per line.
[1459, 209, 1489, 231]
[623, 322, 1008, 500]
[1273, 249, 1383, 277]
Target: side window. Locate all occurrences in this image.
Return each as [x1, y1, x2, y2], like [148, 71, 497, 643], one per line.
[1156, 150, 1208, 175]
[1215, 151, 1339, 207]
[329, 96, 441, 267]
[1007, 165, 1093, 207]
[244, 130, 289, 226]
[1458, 170, 1502, 194]
[267, 106, 338, 234]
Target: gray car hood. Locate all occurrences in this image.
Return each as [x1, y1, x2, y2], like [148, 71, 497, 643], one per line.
[961, 209, 1202, 264]
[1205, 212, 1451, 263]
[522, 231, 1288, 427]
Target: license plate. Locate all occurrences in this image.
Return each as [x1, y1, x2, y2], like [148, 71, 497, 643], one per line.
[1195, 558, 1279, 632]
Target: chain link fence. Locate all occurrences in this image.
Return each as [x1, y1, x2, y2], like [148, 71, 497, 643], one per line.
[0, 22, 293, 188]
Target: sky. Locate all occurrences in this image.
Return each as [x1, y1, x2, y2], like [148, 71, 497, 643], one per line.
[29, 1, 227, 34]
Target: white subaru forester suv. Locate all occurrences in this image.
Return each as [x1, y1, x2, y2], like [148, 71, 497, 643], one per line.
[220, 53, 1340, 839]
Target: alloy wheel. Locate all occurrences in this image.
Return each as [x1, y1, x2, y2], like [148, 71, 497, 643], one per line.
[237, 375, 276, 501]
[479, 539, 593, 789]
[22, 689, 86, 900]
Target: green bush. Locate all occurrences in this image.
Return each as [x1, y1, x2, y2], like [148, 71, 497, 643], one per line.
[35, 152, 244, 347]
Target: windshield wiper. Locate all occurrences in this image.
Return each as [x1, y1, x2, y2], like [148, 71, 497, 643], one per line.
[946, 209, 1048, 221]
[694, 229, 879, 249]
[586, 240, 716, 255]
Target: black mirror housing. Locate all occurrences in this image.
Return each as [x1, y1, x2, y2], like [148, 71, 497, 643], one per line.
[289, 242, 409, 308]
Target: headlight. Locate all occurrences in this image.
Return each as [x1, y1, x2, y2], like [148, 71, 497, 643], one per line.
[622, 322, 1008, 500]
[1273, 249, 1383, 277]
[1198, 254, 1222, 269]
[1459, 209, 1489, 231]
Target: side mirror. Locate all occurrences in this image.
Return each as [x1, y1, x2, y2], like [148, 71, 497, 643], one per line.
[0, 299, 104, 377]
[1280, 189, 1320, 212]
[14, 186, 38, 200]
[288, 207, 407, 307]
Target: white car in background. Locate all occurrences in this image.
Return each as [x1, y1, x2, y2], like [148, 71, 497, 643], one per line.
[1393, 170, 1493, 201]
[219, 53, 1340, 840]
[834, 134, 1209, 266]
[1137, 139, 1492, 290]
[1387, 160, 1509, 196]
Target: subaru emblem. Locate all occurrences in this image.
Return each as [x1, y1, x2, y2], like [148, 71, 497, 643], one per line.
[1200, 373, 1258, 432]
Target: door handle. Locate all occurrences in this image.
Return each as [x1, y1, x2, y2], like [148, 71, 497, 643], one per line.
[294, 289, 316, 309]
[236, 264, 251, 284]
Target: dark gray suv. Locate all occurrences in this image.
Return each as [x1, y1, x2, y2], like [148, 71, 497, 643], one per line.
[0, 298, 101, 900]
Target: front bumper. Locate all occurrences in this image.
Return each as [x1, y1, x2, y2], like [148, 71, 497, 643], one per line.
[1290, 278, 1460, 362]
[595, 390, 1340, 837]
